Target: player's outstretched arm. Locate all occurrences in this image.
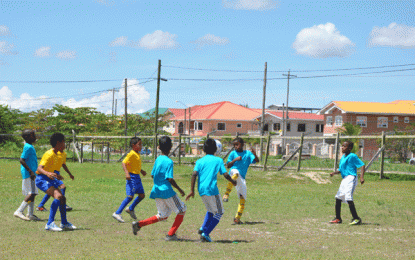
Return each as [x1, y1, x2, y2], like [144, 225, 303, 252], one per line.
[185, 171, 198, 201]
[330, 170, 340, 177]
[140, 169, 147, 176]
[122, 163, 131, 180]
[360, 166, 365, 185]
[251, 148, 260, 163]
[168, 178, 185, 197]
[62, 164, 74, 180]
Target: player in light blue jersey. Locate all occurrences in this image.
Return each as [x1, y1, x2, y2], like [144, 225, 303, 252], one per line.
[132, 136, 186, 241]
[223, 137, 259, 224]
[186, 138, 236, 242]
[329, 141, 365, 225]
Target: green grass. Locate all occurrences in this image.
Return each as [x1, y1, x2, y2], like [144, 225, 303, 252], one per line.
[1, 160, 415, 259]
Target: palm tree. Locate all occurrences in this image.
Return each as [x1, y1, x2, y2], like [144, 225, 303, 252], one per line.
[336, 123, 362, 153]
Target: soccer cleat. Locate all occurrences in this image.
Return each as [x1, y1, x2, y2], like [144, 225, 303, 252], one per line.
[60, 222, 77, 230]
[222, 194, 229, 202]
[329, 218, 342, 224]
[349, 218, 362, 226]
[201, 233, 212, 242]
[112, 212, 125, 223]
[36, 206, 48, 212]
[198, 227, 203, 235]
[125, 208, 137, 220]
[14, 211, 30, 221]
[132, 221, 141, 235]
[26, 214, 41, 221]
[233, 218, 243, 225]
[45, 222, 63, 232]
[65, 205, 73, 212]
[165, 234, 180, 241]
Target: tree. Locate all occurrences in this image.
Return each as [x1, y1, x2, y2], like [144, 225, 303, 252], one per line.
[336, 123, 362, 153]
[385, 125, 415, 163]
[0, 105, 20, 144]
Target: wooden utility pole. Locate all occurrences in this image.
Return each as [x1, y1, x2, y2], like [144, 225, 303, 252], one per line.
[115, 99, 117, 116]
[188, 106, 191, 153]
[112, 88, 115, 115]
[124, 78, 128, 152]
[154, 59, 162, 160]
[260, 62, 267, 162]
[282, 70, 297, 137]
[282, 103, 285, 148]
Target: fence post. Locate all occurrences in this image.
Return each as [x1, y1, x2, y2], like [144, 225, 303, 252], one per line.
[297, 133, 304, 172]
[263, 133, 271, 171]
[81, 143, 84, 163]
[333, 132, 340, 171]
[380, 131, 385, 179]
[107, 142, 110, 163]
[91, 141, 94, 163]
[72, 130, 76, 162]
[101, 143, 104, 163]
[178, 134, 182, 166]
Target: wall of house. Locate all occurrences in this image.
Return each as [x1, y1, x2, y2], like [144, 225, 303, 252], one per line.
[263, 115, 324, 137]
[174, 119, 260, 136]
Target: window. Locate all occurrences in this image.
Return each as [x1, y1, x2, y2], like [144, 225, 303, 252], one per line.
[335, 116, 343, 126]
[405, 117, 410, 123]
[286, 123, 291, 132]
[178, 122, 184, 133]
[273, 123, 281, 131]
[320, 124, 324, 132]
[326, 116, 333, 126]
[198, 122, 203, 131]
[263, 124, 269, 131]
[393, 116, 399, 123]
[236, 123, 242, 128]
[377, 117, 388, 128]
[194, 121, 198, 130]
[356, 116, 367, 127]
[172, 121, 175, 128]
[316, 124, 324, 132]
[297, 124, 306, 132]
[217, 123, 226, 131]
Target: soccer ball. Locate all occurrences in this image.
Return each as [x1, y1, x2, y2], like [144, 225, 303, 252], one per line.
[215, 140, 223, 155]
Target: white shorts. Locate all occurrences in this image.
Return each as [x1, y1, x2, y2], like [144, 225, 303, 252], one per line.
[229, 169, 247, 199]
[22, 178, 38, 196]
[335, 175, 358, 203]
[155, 194, 186, 219]
[201, 194, 224, 215]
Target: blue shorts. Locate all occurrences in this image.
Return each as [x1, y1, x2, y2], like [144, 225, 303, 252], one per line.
[35, 174, 60, 193]
[126, 173, 144, 196]
[53, 170, 64, 187]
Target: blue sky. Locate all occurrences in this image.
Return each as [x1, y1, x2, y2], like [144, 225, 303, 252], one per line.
[1, 0, 415, 114]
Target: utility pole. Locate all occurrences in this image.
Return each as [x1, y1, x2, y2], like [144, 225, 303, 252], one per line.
[112, 88, 115, 116]
[188, 106, 191, 153]
[282, 103, 285, 148]
[124, 78, 128, 152]
[282, 70, 297, 146]
[115, 99, 117, 116]
[260, 62, 267, 163]
[154, 59, 162, 159]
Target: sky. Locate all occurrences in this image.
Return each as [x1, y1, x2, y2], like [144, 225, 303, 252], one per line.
[1, 0, 415, 114]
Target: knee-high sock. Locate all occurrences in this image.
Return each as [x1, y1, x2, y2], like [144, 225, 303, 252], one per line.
[139, 215, 161, 227]
[59, 199, 68, 225]
[38, 194, 50, 208]
[205, 213, 222, 236]
[168, 213, 185, 236]
[235, 198, 245, 220]
[27, 201, 34, 216]
[347, 200, 359, 219]
[335, 199, 342, 219]
[224, 174, 238, 196]
[47, 199, 60, 225]
[129, 196, 142, 211]
[116, 197, 133, 214]
[201, 212, 213, 233]
[16, 201, 28, 213]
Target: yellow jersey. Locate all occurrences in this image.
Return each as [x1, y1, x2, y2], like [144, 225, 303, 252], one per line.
[122, 150, 142, 175]
[37, 149, 67, 174]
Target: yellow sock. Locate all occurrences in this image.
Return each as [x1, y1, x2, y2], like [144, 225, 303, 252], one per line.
[225, 173, 238, 196]
[235, 198, 245, 220]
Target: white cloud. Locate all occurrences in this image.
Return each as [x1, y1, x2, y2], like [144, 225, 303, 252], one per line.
[109, 30, 179, 50]
[192, 34, 230, 49]
[95, 0, 115, 6]
[368, 23, 415, 48]
[1, 79, 151, 114]
[0, 25, 11, 36]
[34, 46, 51, 57]
[222, 0, 278, 10]
[56, 50, 77, 60]
[292, 22, 355, 58]
[0, 41, 18, 55]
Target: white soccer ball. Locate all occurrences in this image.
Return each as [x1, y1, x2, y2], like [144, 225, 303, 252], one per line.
[215, 139, 223, 155]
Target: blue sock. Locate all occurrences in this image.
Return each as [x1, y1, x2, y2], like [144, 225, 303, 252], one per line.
[129, 196, 142, 211]
[47, 199, 60, 225]
[116, 197, 132, 214]
[201, 212, 213, 233]
[61, 188, 66, 196]
[59, 200, 68, 225]
[205, 213, 222, 236]
[39, 194, 50, 208]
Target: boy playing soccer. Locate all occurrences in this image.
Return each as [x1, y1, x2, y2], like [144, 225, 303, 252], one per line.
[222, 137, 259, 224]
[132, 136, 186, 241]
[113, 137, 147, 223]
[14, 129, 40, 221]
[186, 138, 237, 242]
[36, 133, 76, 231]
[329, 141, 365, 225]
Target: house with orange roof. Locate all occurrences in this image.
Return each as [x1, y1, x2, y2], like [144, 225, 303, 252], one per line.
[317, 100, 415, 159]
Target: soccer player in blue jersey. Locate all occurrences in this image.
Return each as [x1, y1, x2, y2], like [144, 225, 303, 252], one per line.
[14, 129, 40, 221]
[132, 136, 186, 241]
[36, 133, 76, 231]
[329, 141, 365, 225]
[222, 137, 259, 224]
[186, 138, 237, 242]
[113, 137, 147, 223]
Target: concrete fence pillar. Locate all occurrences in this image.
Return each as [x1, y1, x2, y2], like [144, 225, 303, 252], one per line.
[329, 144, 334, 159]
[286, 144, 290, 155]
[312, 144, 317, 156]
[275, 144, 280, 155]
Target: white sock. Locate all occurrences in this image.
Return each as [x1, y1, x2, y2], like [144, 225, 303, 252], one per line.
[28, 202, 34, 216]
[16, 201, 28, 213]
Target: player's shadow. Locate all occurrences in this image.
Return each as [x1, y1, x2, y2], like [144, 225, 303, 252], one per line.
[241, 221, 265, 225]
[214, 239, 251, 244]
[360, 222, 380, 226]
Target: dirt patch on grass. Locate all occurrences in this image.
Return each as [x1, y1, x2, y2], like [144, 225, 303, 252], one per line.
[299, 172, 332, 184]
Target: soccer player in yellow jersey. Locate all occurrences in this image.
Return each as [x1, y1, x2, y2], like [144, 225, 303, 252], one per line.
[35, 133, 76, 231]
[113, 137, 147, 223]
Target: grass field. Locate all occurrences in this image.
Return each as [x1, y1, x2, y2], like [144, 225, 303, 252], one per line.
[1, 159, 414, 259]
